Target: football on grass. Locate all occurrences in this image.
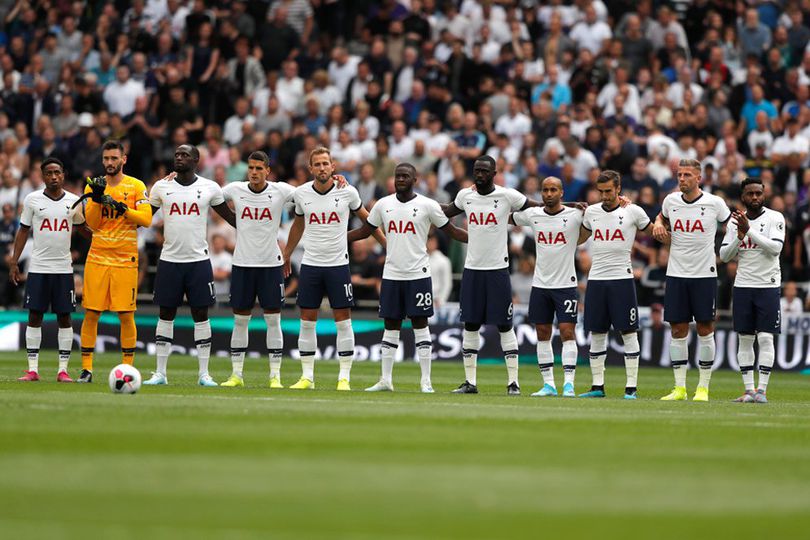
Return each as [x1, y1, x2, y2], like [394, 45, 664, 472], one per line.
[108, 364, 141, 394]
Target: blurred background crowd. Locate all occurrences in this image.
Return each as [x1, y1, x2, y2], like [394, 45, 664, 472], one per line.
[0, 0, 809, 316]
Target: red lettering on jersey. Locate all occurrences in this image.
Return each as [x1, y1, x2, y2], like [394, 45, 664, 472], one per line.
[672, 219, 704, 233]
[169, 202, 200, 215]
[241, 207, 273, 220]
[387, 221, 416, 234]
[593, 229, 625, 241]
[739, 238, 758, 250]
[468, 212, 497, 225]
[309, 211, 341, 225]
[39, 218, 69, 232]
[536, 231, 567, 244]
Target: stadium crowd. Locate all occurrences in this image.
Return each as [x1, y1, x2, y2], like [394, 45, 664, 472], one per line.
[0, 0, 809, 314]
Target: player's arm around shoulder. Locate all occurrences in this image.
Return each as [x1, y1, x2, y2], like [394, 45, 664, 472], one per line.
[652, 198, 671, 243]
[353, 202, 386, 248]
[578, 207, 593, 245]
[442, 188, 467, 218]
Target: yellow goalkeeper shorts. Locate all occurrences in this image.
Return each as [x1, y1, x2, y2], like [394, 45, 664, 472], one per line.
[82, 261, 138, 312]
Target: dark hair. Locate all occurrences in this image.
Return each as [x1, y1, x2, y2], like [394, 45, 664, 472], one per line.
[475, 155, 496, 168]
[596, 170, 621, 187]
[40, 157, 64, 172]
[741, 177, 764, 190]
[396, 162, 417, 175]
[102, 139, 124, 153]
[248, 151, 270, 166]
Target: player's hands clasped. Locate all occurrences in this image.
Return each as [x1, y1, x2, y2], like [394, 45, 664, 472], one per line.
[732, 210, 749, 239]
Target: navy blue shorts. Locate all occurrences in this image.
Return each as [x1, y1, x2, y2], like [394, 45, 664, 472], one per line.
[733, 287, 781, 334]
[297, 264, 354, 309]
[24, 273, 75, 314]
[153, 259, 215, 308]
[459, 268, 513, 326]
[379, 277, 434, 320]
[584, 279, 639, 333]
[664, 276, 717, 323]
[230, 265, 284, 311]
[528, 287, 578, 325]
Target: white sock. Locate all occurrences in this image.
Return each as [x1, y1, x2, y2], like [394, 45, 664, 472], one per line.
[589, 333, 607, 387]
[336, 319, 354, 381]
[298, 320, 317, 380]
[194, 320, 212, 378]
[462, 329, 480, 386]
[380, 329, 399, 384]
[230, 314, 250, 378]
[697, 333, 715, 389]
[57, 327, 73, 373]
[414, 326, 432, 384]
[757, 332, 774, 391]
[155, 318, 174, 375]
[26, 326, 41, 372]
[264, 313, 283, 378]
[561, 339, 577, 385]
[537, 340, 554, 387]
[737, 334, 756, 391]
[500, 329, 519, 385]
[623, 332, 640, 389]
[670, 336, 688, 387]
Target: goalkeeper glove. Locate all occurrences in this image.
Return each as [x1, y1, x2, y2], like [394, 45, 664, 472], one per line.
[99, 194, 128, 218]
[87, 176, 107, 202]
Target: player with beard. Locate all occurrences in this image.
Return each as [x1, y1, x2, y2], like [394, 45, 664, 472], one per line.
[76, 140, 152, 383]
[283, 147, 385, 391]
[442, 155, 542, 395]
[653, 159, 731, 401]
[347, 163, 468, 392]
[720, 177, 784, 403]
[143, 145, 236, 387]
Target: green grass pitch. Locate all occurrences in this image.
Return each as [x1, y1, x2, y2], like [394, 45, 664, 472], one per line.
[1, 351, 810, 539]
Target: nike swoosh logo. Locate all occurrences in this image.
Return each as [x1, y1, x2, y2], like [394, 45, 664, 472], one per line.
[166, 192, 174, 196]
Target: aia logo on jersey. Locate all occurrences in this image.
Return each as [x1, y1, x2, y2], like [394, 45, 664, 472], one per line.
[593, 229, 626, 241]
[40, 218, 70, 232]
[672, 219, 705, 233]
[309, 211, 340, 224]
[241, 207, 272, 220]
[739, 238, 758, 250]
[536, 231, 566, 244]
[387, 220, 416, 234]
[168, 202, 201, 215]
[468, 212, 497, 225]
[101, 206, 123, 219]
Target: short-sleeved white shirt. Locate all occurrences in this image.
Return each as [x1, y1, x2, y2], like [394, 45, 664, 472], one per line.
[20, 190, 84, 274]
[722, 207, 785, 288]
[149, 176, 225, 263]
[454, 186, 527, 270]
[512, 206, 582, 288]
[661, 190, 731, 278]
[367, 193, 449, 280]
[293, 181, 362, 267]
[583, 203, 651, 280]
[222, 181, 296, 267]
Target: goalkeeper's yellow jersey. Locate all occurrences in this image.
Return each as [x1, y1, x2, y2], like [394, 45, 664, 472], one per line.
[84, 175, 151, 268]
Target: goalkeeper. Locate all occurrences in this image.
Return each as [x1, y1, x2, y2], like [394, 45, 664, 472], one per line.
[76, 140, 152, 383]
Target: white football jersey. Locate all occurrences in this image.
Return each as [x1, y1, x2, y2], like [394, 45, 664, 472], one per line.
[722, 207, 784, 288]
[661, 191, 730, 278]
[512, 206, 582, 288]
[454, 186, 526, 270]
[367, 193, 449, 280]
[293, 181, 362, 267]
[20, 190, 84, 274]
[149, 176, 225, 263]
[583, 203, 651, 281]
[223, 181, 295, 267]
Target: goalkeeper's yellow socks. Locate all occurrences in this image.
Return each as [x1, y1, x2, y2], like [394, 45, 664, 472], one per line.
[81, 310, 100, 371]
[120, 311, 136, 365]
